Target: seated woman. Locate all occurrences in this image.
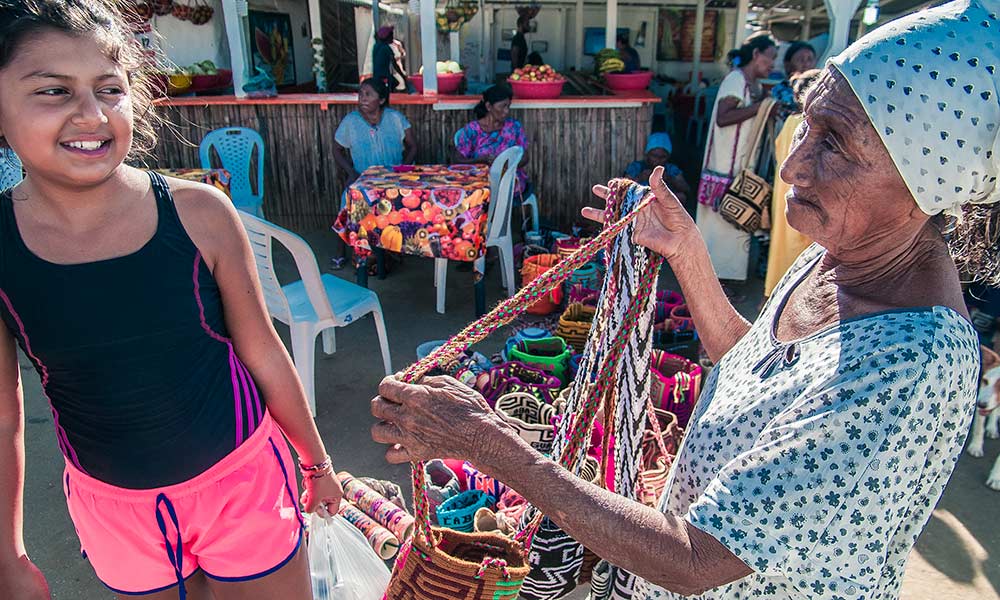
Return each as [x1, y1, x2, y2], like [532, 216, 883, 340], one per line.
[452, 84, 530, 199]
[625, 133, 690, 203]
[332, 79, 417, 268]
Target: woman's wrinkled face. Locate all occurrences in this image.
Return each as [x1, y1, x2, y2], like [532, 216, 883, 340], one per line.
[487, 98, 511, 121]
[358, 84, 382, 113]
[0, 29, 133, 187]
[751, 45, 778, 79]
[787, 48, 817, 77]
[779, 67, 924, 255]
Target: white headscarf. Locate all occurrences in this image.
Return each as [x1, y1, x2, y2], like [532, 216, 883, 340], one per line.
[830, 0, 1000, 217]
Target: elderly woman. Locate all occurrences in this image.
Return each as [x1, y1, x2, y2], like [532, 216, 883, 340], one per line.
[372, 2, 996, 599]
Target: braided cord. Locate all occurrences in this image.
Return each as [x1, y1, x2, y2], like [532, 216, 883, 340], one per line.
[401, 180, 658, 548]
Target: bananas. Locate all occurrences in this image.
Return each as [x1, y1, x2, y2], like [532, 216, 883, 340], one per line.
[594, 48, 625, 74]
[598, 59, 625, 74]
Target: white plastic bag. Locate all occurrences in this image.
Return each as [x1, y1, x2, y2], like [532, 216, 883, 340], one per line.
[308, 512, 391, 600]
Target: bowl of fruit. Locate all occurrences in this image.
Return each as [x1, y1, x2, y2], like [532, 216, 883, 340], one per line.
[410, 61, 465, 94]
[604, 70, 654, 91]
[188, 60, 220, 91]
[508, 65, 564, 99]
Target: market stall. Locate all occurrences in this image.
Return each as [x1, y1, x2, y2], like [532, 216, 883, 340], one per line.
[150, 92, 657, 231]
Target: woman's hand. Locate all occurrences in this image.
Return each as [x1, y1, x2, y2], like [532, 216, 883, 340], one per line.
[301, 471, 344, 517]
[370, 375, 509, 464]
[0, 556, 50, 600]
[582, 166, 700, 262]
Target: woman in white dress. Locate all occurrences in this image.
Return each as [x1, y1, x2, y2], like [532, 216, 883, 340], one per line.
[696, 33, 777, 284]
[369, 2, 1000, 598]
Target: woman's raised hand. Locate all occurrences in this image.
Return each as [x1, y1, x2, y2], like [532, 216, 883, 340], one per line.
[582, 166, 699, 262]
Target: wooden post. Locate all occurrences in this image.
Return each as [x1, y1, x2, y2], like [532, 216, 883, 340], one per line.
[575, 0, 584, 70]
[220, 0, 249, 99]
[605, 0, 618, 50]
[450, 31, 461, 62]
[420, 0, 438, 93]
[691, 0, 705, 85]
[822, 0, 865, 62]
[734, 0, 749, 48]
[802, 0, 813, 39]
[373, 0, 381, 31]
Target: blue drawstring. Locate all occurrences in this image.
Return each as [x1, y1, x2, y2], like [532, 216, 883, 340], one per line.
[154, 493, 186, 600]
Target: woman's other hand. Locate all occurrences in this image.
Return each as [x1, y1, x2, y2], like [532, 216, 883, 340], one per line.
[0, 556, 50, 600]
[582, 166, 699, 262]
[300, 470, 344, 517]
[370, 375, 506, 464]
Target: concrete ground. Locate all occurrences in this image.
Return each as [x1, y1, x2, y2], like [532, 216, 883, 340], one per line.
[19, 229, 1000, 599]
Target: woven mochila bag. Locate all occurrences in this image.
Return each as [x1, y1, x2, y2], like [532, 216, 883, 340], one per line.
[385, 180, 662, 600]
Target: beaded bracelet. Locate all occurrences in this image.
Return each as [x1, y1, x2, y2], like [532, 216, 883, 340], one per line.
[299, 455, 332, 474]
[303, 464, 334, 480]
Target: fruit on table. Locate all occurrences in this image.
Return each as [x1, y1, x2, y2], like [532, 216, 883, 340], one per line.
[510, 64, 563, 82]
[187, 60, 218, 76]
[595, 48, 625, 74]
[418, 61, 463, 75]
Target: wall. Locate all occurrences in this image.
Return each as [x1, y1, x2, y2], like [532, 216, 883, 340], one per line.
[150, 1, 230, 71]
[152, 0, 315, 85]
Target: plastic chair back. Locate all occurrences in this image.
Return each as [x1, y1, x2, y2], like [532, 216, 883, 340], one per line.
[0, 149, 23, 190]
[485, 145, 523, 243]
[199, 127, 265, 212]
[237, 212, 335, 326]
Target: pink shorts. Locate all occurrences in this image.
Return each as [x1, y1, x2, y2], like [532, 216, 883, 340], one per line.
[63, 412, 303, 596]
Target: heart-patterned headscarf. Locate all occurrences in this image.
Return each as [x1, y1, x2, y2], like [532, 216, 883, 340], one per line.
[829, 0, 1000, 217]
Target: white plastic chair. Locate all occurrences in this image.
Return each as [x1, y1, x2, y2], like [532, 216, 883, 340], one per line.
[238, 212, 392, 415]
[0, 149, 23, 190]
[434, 146, 522, 313]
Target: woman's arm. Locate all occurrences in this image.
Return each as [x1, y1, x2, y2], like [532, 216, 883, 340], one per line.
[584, 168, 749, 362]
[334, 141, 359, 186]
[371, 376, 753, 595]
[716, 96, 762, 128]
[170, 181, 343, 513]
[403, 127, 417, 165]
[0, 325, 49, 599]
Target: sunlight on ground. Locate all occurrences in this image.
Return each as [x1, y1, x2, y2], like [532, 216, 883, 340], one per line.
[902, 509, 997, 600]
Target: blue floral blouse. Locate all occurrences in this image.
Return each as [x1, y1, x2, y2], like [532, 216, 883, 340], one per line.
[636, 244, 979, 600]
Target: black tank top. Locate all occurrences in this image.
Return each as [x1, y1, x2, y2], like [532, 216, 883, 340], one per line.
[0, 172, 265, 488]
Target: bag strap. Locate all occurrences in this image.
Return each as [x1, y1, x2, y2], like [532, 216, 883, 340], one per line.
[402, 181, 659, 550]
[742, 97, 777, 174]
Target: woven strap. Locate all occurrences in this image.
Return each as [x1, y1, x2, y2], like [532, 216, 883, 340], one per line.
[400, 180, 658, 550]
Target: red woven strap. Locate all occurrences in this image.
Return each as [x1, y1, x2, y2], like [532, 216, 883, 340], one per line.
[400, 179, 657, 549]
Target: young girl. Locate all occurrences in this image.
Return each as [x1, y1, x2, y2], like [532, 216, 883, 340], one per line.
[0, 3, 342, 599]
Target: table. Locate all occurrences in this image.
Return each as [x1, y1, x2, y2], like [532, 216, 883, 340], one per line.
[333, 164, 492, 315]
[154, 168, 232, 197]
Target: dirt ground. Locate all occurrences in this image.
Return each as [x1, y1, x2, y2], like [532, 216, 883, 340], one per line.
[16, 230, 1000, 599]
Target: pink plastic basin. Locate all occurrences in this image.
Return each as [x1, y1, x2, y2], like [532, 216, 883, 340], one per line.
[605, 71, 654, 91]
[409, 71, 464, 94]
[507, 78, 565, 100]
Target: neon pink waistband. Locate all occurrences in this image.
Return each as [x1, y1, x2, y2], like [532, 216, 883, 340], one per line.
[65, 411, 277, 500]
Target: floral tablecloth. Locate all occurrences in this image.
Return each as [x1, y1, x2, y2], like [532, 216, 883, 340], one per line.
[154, 168, 232, 198]
[333, 164, 491, 263]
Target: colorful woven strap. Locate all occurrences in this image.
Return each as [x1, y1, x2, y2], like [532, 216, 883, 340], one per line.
[400, 179, 657, 550]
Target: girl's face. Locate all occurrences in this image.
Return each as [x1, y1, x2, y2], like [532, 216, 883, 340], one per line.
[487, 98, 510, 122]
[0, 30, 133, 187]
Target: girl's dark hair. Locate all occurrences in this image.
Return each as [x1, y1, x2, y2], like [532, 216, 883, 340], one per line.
[0, 0, 160, 162]
[473, 84, 512, 119]
[783, 41, 816, 77]
[360, 77, 390, 108]
[726, 31, 777, 69]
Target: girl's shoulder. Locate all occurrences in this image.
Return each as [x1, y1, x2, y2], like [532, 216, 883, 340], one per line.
[503, 117, 523, 130]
